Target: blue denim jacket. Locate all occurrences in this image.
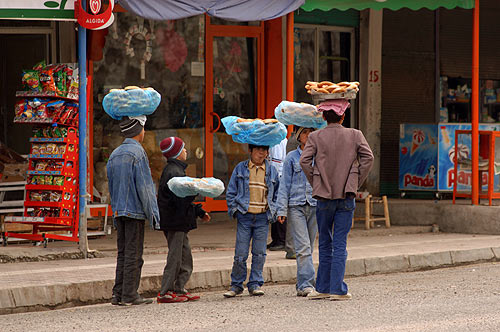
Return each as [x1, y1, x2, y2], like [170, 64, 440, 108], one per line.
[276, 147, 317, 217]
[106, 138, 160, 229]
[226, 159, 279, 222]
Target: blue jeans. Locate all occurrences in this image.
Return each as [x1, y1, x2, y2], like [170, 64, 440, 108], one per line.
[316, 197, 355, 295]
[230, 212, 269, 291]
[288, 204, 317, 291]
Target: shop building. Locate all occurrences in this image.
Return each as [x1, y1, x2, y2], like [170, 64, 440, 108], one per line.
[1, 1, 491, 216]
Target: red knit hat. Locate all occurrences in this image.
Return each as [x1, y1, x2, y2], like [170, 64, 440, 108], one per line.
[160, 137, 185, 159]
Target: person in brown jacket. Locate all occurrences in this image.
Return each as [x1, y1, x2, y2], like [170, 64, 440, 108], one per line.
[300, 99, 374, 300]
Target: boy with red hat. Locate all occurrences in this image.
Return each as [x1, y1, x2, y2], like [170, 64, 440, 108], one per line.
[156, 136, 211, 303]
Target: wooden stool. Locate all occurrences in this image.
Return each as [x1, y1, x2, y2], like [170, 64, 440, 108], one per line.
[353, 195, 390, 230]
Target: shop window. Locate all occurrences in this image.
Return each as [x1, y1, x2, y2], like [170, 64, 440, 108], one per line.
[440, 76, 500, 123]
[93, 13, 206, 190]
[293, 24, 356, 127]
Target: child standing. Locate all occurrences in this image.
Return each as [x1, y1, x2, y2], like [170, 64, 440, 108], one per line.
[156, 137, 211, 304]
[276, 127, 318, 297]
[223, 144, 280, 297]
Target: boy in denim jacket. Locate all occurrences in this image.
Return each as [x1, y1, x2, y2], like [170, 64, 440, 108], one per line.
[276, 127, 317, 297]
[223, 144, 280, 297]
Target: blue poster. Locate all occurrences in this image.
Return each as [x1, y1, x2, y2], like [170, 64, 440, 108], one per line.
[399, 124, 438, 191]
[437, 123, 500, 191]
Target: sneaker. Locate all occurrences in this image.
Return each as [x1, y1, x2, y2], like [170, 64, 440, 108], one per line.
[122, 296, 153, 306]
[269, 244, 285, 251]
[249, 287, 265, 296]
[223, 288, 243, 298]
[177, 291, 200, 301]
[157, 292, 189, 304]
[306, 290, 330, 300]
[285, 252, 296, 259]
[296, 287, 315, 297]
[111, 295, 121, 305]
[330, 293, 352, 301]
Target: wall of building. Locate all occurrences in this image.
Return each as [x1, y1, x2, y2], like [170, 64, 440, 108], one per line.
[380, 1, 500, 196]
[380, 9, 437, 196]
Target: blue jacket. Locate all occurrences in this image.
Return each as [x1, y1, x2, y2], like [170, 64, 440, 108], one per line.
[276, 147, 317, 217]
[106, 138, 160, 229]
[226, 159, 279, 222]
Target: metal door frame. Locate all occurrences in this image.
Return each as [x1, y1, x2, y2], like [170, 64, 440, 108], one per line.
[203, 16, 265, 212]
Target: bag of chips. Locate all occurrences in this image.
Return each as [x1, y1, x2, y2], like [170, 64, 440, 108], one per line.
[22, 70, 40, 92]
[32, 60, 46, 71]
[167, 176, 225, 198]
[54, 65, 67, 96]
[39, 66, 56, 93]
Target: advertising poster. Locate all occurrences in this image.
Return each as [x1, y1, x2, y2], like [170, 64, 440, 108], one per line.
[437, 123, 500, 191]
[399, 124, 438, 191]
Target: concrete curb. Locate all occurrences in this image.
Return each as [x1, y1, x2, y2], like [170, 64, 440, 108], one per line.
[1, 246, 499, 315]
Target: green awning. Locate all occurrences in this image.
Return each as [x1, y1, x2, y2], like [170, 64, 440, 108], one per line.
[300, 0, 474, 12]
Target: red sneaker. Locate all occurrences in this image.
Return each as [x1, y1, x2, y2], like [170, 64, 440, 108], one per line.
[157, 291, 188, 303]
[178, 292, 200, 301]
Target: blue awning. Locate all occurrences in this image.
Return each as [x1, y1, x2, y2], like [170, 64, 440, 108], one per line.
[117, 0, 305, 21]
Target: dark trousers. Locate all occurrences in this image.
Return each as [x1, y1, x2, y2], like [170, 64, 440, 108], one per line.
[160, 230, 193, 295]
[271, 220, 286, 245]
[112, 216, 145, 303]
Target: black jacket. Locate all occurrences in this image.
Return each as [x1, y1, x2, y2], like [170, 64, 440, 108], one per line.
[157, 158, 206, 232]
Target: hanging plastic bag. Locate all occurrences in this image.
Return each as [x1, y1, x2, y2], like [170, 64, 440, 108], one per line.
[102, 86, 161, 120]
[221, 116, 287, 147]
[274, 101, 327, 129]
[167, 177, 225, 198]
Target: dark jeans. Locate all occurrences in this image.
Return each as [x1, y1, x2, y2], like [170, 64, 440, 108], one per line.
[270, 219, 295, 254]
[271, 220, 286, 245]
[112, 216, 145, 303]
[160, 230, 193, 295]
[315, 197, 355, 295]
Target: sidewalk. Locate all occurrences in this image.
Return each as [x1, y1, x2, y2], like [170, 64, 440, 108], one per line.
[1, 214, 499, 314]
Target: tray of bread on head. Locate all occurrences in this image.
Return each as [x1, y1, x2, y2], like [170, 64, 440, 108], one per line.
[306, 81, 359, 104]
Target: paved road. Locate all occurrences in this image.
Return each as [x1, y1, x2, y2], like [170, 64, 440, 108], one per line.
[4, 262, 500, 332]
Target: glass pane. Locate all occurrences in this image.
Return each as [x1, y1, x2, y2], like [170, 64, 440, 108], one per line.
[293, 27, 315, 103]
[318, 30, 353, 127]
[212, 36, 258, 200]
[0, 34, 48, 154]
[93, 14, 205, 202]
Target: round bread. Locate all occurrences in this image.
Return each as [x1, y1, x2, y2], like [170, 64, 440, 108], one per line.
[124, 86, 140, 90]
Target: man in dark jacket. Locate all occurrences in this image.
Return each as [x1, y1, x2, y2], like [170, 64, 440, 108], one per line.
[156, 136, 210, 304]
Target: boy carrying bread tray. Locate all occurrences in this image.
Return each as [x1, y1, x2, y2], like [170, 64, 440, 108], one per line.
[221, 116, 284, 298]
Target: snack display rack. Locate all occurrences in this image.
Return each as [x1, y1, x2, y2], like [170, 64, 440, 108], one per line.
[4, 125, 79, 246]
[3, 62, 80, 247]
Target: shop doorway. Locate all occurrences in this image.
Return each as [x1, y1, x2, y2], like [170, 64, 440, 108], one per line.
[203, 17, 265, 211]
[293, 24, 356, 128]
[0, 27, 55, 154]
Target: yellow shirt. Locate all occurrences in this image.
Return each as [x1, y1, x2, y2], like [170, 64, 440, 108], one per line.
[248, 160, 268, 214]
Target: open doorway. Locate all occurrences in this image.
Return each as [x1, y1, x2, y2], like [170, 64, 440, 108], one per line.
[0, 29, 54, 154]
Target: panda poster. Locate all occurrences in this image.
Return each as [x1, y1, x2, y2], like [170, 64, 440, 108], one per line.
[437, 123, 500, 192]
[399, 124, 438, 191]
